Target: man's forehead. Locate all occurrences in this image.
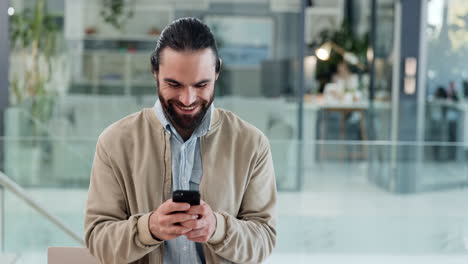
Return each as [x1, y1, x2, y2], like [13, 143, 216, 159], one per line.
[157, 48, 216, 82]
[157, 48, 217, 80]
[159, 47, 216, 64]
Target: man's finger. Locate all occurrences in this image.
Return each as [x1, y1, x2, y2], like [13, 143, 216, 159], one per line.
[186, 204, 208, 216]
[165, 213, 198, 225]
[180, 218, 206, 229]
[159, 200, 191, 215]
[167, 225, 192, 235]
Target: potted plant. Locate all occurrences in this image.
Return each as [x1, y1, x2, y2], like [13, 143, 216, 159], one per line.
[310, 22, 369, 93]
[100, 0, 135, 31]
[6, 0, 61, 185]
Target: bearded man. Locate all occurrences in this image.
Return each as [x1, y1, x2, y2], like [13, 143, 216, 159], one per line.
[84, 17, 277, 264]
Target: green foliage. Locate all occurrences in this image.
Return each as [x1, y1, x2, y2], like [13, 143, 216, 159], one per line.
[10, 0, 58, 57]
[100, 0, 135, 30]
[8, 0, 60, 140]
[310, 22, 369, 91]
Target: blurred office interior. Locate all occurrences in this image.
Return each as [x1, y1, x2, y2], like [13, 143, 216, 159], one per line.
[1, 0, 468, 263]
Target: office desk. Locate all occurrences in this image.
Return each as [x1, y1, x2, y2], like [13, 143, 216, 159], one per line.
[287, 99, 391, 165]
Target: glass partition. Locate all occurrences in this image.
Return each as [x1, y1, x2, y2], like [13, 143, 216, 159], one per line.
[277, 143, 468, 259]
[6, 0, 303, 190]
[3, 0, 468, 263]
[423, 0, 468, 189]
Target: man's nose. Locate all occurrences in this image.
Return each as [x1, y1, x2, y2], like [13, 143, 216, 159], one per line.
[179, 87, 197, 106]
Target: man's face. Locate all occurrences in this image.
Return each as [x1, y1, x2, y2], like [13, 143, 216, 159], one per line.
[156, 48, 219, 131]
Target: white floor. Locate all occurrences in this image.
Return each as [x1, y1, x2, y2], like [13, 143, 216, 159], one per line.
[266, 255, 468, 264]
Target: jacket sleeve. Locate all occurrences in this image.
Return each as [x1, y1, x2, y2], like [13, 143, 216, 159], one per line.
[206, 136, 277, 263]
[84, 138, 163, 264]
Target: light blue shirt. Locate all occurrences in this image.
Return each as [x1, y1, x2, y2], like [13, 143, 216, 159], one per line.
[154, 99, 213, 264]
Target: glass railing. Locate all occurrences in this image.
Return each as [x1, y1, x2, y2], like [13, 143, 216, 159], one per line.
[273, 141, 468, 263]
[2, 185, 85, 263]
[2, 138, 468, 263]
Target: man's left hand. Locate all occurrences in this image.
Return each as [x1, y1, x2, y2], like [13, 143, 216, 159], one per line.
[180, 200, 216, 243]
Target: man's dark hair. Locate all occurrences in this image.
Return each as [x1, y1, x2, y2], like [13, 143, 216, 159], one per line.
[150, 17, 221, 74]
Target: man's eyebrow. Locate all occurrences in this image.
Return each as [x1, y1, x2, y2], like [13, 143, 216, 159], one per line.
[163, 78, 211, 86]
[163, 78, 182, 84]
[194, 79, 211, 85]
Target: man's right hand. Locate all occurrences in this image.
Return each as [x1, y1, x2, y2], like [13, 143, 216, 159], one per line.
[148, 199, 198, 241]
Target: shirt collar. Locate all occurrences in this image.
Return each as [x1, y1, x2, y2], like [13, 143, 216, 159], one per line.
[153, 99, 214, 139]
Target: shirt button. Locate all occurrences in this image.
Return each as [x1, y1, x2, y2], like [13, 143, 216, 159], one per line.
[183, 246, 188, 251]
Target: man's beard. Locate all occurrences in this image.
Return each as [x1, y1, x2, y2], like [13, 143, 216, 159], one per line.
[158, 91, 214, 132]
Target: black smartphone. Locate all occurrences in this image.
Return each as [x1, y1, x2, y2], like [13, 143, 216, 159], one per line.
[172, 190, 200, 206]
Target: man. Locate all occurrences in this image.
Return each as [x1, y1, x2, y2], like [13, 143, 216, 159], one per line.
[85, 17, 277, 264]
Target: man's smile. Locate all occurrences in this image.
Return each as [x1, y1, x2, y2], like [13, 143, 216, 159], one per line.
[174, 104, 200, 115]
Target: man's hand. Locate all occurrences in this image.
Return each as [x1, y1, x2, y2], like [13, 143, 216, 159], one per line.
[148, 199, 199, 241]
[180, 200, 217, 243]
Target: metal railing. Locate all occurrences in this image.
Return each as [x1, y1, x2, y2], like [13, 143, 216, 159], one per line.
[0, 171, 85, 246]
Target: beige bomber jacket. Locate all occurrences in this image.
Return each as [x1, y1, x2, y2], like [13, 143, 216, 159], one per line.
[84, 108, 277, 264]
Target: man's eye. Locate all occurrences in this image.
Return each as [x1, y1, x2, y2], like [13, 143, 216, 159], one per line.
[196, 83, 208, 88]
[168, 83, 180, 88]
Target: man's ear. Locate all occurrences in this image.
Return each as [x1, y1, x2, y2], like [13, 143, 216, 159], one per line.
[153, 72, 160, 86]
[152, 72, 159, 89]
[215, 58, 222, 80]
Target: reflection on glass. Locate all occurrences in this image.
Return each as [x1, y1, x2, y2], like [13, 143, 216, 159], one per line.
[425, 0, 466, 170]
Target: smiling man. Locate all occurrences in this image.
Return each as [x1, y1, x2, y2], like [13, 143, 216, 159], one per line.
[85, 17, 277, 264]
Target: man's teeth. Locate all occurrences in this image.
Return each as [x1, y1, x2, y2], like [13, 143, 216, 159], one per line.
[179, 105, 196, 110]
